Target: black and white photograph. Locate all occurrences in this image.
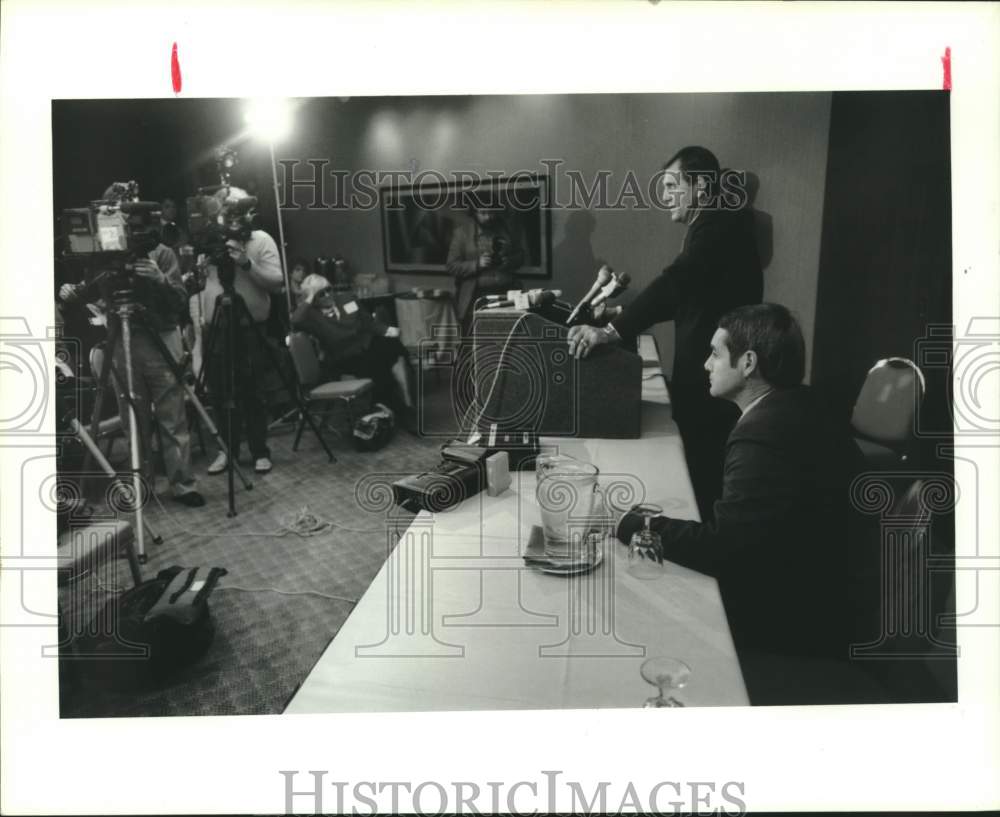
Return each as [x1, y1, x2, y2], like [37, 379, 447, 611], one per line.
[2, 2, 998, 816]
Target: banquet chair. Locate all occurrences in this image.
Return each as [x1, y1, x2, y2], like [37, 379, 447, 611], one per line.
[287, 331, 373, 451]
[851, 357, 926, 467]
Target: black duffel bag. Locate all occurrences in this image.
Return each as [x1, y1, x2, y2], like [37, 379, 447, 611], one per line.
[72, 565, 227, 690]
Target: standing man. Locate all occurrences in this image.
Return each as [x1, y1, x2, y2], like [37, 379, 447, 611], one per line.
[568, 146, 762, 521]
[58, 245, 205, 507]
[159, 197, 189, 248]
[447, 202, 526, 336]
[203, 191, 284, 475]
[616, 304, 868, 704]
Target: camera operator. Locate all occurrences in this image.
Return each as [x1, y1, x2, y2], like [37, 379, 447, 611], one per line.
[447, 202, 526, 336]
[58, 241, 205, 507]
[200, 190, 284, 475]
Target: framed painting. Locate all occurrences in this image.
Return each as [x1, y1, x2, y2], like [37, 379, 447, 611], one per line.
[381, 174, 551, 278]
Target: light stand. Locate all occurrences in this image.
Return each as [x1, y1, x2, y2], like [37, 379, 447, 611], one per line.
[268, 140, 293, 320]
[244, 98, 295, 325]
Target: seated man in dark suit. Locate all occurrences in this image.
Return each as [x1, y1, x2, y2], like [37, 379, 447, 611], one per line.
[617, 303, 873, 705]
[292, 274, 415, 418]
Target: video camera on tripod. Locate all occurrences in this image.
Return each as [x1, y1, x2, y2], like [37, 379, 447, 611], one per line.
[61, 181, 163, 297]
[176, 146, 262, 292]
[185, 193, 259, 291]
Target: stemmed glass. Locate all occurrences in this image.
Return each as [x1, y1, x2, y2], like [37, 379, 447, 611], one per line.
[640, 657, 691, 708]
[627, 503, 665, 579]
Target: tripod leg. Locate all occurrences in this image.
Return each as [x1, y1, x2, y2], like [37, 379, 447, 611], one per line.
[145, 323, 253, 491]
[70, 418, 162, 546]
[117, 313, 150, 563]
[194, 299, 222, 399]
[268, 405, 300, 430]
[223, 300, 237, 517]
[81, 322, 121, 492]
[293, 412, 307, 450]
[241, 303, 337, 463]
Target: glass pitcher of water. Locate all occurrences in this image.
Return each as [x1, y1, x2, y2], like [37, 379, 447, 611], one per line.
[535, 454, 604, 563]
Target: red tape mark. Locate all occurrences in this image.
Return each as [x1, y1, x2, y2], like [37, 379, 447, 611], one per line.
[941, 47, 951, 91]
[171, 42, 182, 95]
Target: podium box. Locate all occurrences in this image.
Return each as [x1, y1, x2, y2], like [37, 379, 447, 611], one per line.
[471, 308, 642, 439]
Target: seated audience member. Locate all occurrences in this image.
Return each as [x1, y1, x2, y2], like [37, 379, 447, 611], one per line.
[616, 303, 870, 705]
[292, 274, 415, 420]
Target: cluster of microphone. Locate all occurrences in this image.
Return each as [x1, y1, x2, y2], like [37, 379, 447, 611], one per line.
[475, 265, 631, 324]
[566, 265, 631, 325]
[481, 288, 563, 310]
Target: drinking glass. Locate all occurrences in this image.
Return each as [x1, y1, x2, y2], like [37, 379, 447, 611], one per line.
[627, 503, 665, 579]
[640, 657, 691, 708]
[535, 455, 602, 563]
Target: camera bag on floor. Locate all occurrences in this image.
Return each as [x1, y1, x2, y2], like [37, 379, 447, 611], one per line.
[352, 402, 395, 451]
[73, 565, 227, 690]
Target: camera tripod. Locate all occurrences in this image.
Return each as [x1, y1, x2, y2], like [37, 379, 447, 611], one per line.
[195, 281, 334, 517]
[81, 288, 250, 561]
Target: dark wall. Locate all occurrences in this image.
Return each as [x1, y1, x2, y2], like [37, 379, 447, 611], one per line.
[276, 93, 832, 379]
[52, 98, 282, 276]
[52, 95, 834, 382]
[812, 91, 953, 444]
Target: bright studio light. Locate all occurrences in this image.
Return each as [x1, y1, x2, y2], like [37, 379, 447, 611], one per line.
[244, 98, 293, 142]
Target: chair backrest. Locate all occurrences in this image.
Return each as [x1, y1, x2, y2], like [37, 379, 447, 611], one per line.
[287, 332, 321, 388]
[851, 357, 926, 446]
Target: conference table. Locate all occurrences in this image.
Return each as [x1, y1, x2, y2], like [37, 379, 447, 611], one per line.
[285, 337, 749, 712]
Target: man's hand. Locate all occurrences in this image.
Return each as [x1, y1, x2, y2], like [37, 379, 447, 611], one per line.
[58, 283, 79, 303]
[226, 239, 250, 269]
[385, 326, 401, 339]
[478, 252, 493, 270]
[591, 303, 623, 325]
[132, 258, 165, 284]
[567, 324, 612, 359]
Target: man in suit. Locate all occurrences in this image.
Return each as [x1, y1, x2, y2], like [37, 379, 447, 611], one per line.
[616, 303, 872, 705]
[568, 146, 763, 522]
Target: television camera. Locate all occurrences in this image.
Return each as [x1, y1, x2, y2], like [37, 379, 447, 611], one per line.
[183, 148, 260, 292]
[61, 181, 164, 295]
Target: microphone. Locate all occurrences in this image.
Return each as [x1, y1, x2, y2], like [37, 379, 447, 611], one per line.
[590, 271, 631, 310]
[482, 289, 563, 309]
[566, 264, 614, 325]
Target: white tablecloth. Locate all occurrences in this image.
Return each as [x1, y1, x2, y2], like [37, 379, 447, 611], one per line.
[285, 336, 748, 712]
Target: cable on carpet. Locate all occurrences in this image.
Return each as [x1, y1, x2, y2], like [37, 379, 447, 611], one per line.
[151, 493, 384, 537]
[150, 494, 555, 541]
[216, 585, 358, 605]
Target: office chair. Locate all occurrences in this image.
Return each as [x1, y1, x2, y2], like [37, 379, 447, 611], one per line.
[286, 331, 373, 451]
[851, 357, 926, 467]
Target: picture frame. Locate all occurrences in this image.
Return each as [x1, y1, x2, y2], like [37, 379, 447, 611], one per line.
[380, 174, 551, 278]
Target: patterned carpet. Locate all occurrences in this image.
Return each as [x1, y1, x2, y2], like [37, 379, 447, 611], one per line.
[59, 394, 451, 718]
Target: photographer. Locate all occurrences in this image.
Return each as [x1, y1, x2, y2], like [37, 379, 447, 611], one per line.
[447, 202, 526, 335]
[200, 190, 284, 475]
[58, 242, 205, 507]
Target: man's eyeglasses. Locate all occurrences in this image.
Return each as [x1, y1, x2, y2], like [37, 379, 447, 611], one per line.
[317, 287, 335, 298]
